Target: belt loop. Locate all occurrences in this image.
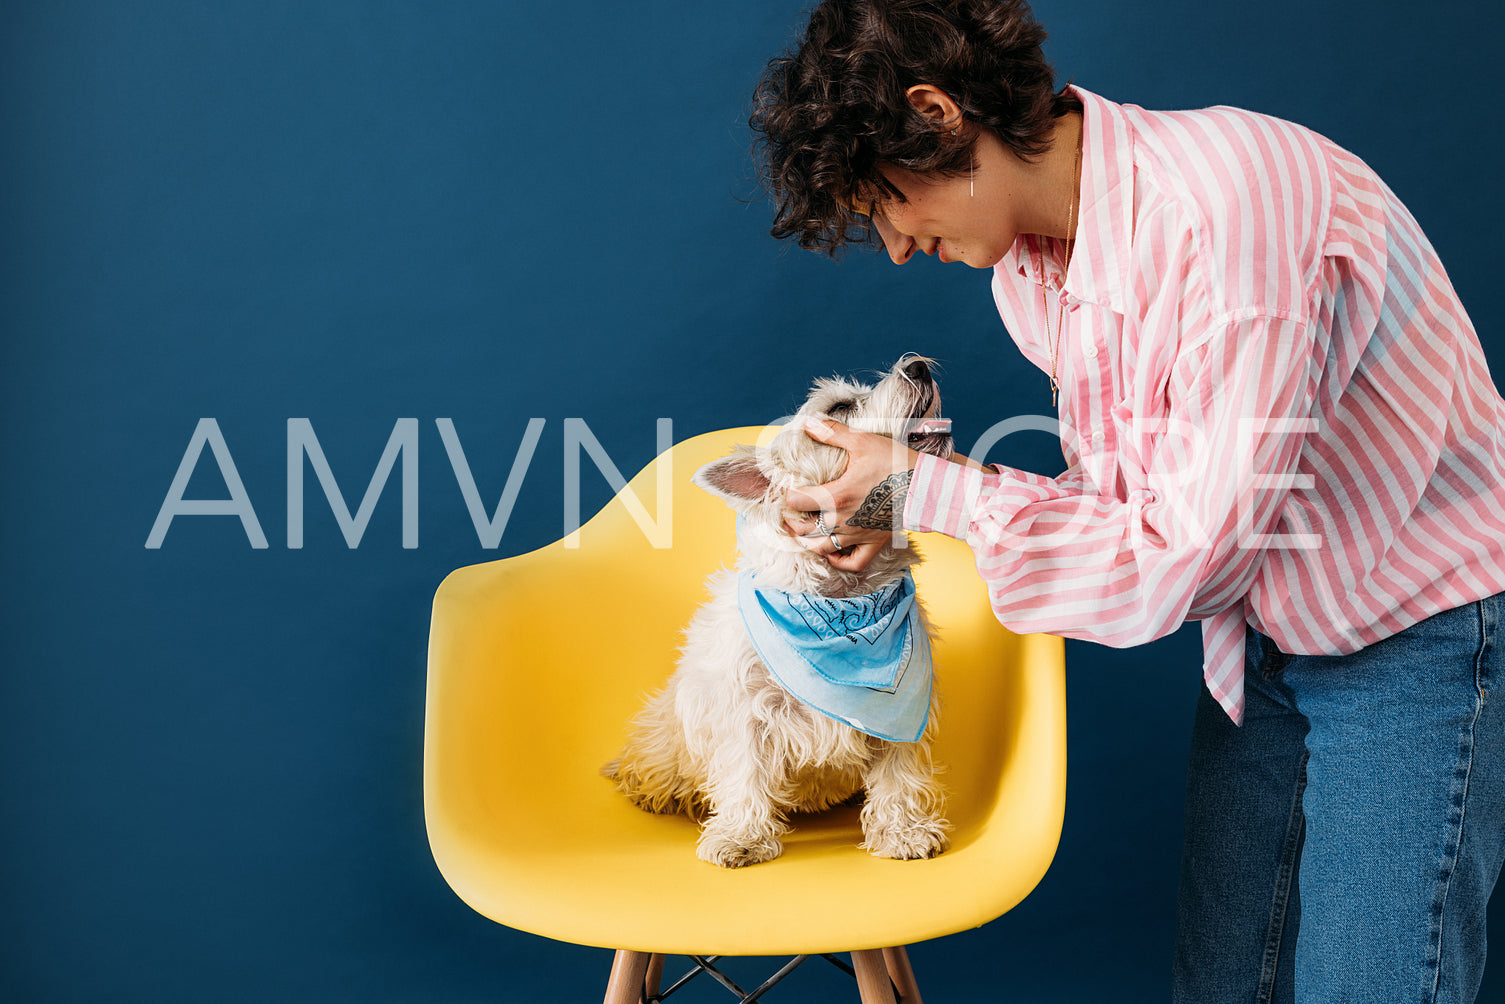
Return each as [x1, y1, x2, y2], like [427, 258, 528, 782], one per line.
[1254, 629, 1290, 682]
[1477, 593, 1500, 703]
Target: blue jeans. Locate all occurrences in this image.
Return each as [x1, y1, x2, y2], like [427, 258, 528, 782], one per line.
[1173, 594, 1505, 1003]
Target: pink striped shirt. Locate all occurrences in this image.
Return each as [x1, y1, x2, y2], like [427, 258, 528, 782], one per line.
[904, 86, 1505, 724]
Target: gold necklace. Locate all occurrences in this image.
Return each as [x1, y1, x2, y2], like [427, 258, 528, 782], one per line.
[1044, 139, 1081, 408]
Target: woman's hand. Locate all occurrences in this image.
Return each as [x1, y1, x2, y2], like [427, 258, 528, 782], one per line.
[785, 419, 921, 571]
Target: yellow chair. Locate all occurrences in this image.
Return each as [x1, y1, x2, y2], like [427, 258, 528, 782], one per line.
[424, 427, 1066, 1003]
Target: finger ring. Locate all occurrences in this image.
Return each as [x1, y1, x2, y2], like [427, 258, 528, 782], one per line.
[815, 512, 844, 552]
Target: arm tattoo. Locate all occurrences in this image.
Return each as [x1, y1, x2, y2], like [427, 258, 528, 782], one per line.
[846, 471, 912, 530]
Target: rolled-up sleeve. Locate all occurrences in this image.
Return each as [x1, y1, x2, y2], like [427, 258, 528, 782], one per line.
[906, 311, 1325, 651]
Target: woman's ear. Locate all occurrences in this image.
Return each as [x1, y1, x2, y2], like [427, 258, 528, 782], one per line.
[904, 83, 965, 130]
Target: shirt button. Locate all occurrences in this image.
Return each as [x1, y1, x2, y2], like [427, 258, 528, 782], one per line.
[1084, 344, 1099, 359]
[1091, 430, 1105, 443]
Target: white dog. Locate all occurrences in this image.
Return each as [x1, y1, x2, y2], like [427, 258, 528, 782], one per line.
[605, 356, 956, 868]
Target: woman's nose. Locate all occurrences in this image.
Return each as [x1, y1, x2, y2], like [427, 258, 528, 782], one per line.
[872, 214, 915, 265]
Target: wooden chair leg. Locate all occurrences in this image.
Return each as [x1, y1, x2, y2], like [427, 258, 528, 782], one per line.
[851, 949, 898, 1004]
[604, 950, 652, 1004]
[644, 954, 664, 999]
[882, 946, 923, 1003]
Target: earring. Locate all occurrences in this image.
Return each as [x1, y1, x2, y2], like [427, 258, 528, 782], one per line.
[954, 124, 974, 197]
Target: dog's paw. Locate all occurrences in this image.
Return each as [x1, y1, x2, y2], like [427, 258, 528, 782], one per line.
[696, 827, 783, 868]
[625, 788, 695, 815]
[605, 759, 701, 815]
[861, 815, 950, 860]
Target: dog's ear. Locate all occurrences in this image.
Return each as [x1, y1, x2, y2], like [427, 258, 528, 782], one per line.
[693, 453, 771, 506]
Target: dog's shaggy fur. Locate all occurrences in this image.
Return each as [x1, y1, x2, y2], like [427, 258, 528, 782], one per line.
[604, 356, 955, 868]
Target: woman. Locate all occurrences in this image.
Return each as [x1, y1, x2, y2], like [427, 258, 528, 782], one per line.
[750, 1, 1505, 1001]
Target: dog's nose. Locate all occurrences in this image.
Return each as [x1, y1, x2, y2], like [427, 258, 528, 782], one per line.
[903, 357, 930, 382]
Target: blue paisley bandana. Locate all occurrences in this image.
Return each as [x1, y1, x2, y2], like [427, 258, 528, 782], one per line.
[736, 565, 933, 743]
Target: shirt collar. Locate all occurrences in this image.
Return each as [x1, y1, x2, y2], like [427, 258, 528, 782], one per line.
[1001, 85, 1135, 315]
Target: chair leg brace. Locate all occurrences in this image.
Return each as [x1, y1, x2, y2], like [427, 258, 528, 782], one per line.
[603, 948, 921, 1003]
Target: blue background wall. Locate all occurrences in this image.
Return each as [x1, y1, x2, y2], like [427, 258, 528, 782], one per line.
[3, 1, 1502, 1000]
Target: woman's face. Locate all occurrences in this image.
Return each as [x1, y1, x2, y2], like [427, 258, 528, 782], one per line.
[865, 142, 1026, 270]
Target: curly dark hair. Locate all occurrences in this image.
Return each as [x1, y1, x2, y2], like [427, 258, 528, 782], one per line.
[750, 0, 1080, 254]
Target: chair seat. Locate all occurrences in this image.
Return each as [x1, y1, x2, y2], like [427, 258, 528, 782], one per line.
[424, 427, 1066, 957]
